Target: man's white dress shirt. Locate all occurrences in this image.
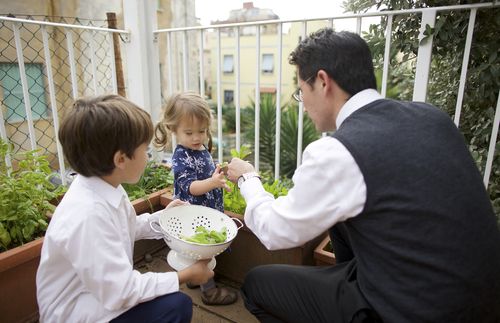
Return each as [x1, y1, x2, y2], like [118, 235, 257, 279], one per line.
[36, 175, 178, 323]
[240, 89, 382, 250]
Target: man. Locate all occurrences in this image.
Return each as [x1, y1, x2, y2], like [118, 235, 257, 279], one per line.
[226, 29, 500, 323]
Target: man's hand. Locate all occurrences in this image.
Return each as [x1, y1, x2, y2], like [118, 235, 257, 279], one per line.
[227, 158, 255, 183]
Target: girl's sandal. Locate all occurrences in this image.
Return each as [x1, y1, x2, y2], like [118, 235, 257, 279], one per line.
[201, 286, 238, 305]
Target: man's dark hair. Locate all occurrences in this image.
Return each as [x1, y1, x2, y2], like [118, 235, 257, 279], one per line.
[289, 28, 377, 96]
[59, 94, 153, 177]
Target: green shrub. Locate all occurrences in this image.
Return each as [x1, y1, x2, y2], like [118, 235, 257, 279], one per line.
[0, 139, 65, 251]
[223, 146, 293, 214]
[122, 161, 174, 201]
[243, 94, 320, 178]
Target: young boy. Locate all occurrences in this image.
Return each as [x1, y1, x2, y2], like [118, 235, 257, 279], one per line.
[36, 95, 213, 323]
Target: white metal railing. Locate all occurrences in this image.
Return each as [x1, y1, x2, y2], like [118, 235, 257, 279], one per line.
[1, 3, 498, 191]
[153, 2, 499, 189]
[0, 15, 129, 184]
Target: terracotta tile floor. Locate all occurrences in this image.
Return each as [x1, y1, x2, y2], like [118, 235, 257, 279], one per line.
[135, 247, 258, 323]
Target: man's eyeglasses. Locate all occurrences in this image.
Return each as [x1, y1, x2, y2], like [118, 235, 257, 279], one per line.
[292, 76, 314, 102]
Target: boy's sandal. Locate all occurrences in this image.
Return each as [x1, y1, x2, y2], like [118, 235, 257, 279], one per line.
[201, 287, 238, 306]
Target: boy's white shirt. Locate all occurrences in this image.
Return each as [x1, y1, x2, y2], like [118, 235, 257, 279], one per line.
[36, 175, 178, 323]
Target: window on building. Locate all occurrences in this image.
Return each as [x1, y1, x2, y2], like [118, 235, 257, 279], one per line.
[224, 90, 234, 104]
[0, 63, 48, 123]
[262, 54, 274, 74]
[223, 55, 234, 73]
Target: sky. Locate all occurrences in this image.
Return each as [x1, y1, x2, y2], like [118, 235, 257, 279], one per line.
[195, 0, 347, 26]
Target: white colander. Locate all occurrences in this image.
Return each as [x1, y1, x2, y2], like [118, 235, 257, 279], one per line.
[150, 204, 243, 271]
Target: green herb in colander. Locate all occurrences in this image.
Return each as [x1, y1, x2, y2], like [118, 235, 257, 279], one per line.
[180, 226, 227, 244]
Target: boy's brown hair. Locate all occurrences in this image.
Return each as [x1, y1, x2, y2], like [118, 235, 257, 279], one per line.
[153, 92, 214, 152]
[59, 94, 153, 177]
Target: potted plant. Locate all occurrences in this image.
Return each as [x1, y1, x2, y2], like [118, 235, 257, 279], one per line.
[0, 141, 175, 322]
[0, 139, 66, 323]
[123, 161, 174, 214]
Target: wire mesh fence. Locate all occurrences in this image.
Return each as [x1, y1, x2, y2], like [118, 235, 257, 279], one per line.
[0, 15, 126, 174]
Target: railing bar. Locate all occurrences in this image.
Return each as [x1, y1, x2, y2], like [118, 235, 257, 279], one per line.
[108, 31, 118, 94]
[0, 106, 12, 169]
[254, 25, 261, 171]
[167, 32, 174, 95]
[0, 16, 129, 33]
[483, 91, 500, 188]
[453, 8, 477, 127]
[381, 14, 393, 98]
[199, 29, 205, 97]
[166, 32, 175, 152]
[13, 22, 37, 150]
[42, 26, 66, 185]
[154, 2, 498, 33]
[274, 22, 283, 180]
[329, 19, 334, 29]
[182, 31, 189, 91]
[412, 10, 436, 102]
[297, 22, 307, 169]
[65, 28, 79, 99]
[356, 17, 362, 34]
[216, 29, 223, 163]
[89, 30, 98, 95]
[235, 26, 241, 152]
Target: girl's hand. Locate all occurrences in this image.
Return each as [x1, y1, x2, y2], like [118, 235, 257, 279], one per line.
[212, 165, 231, 192]
[165, 199, 189, 210]
[178, 259, 214, 285]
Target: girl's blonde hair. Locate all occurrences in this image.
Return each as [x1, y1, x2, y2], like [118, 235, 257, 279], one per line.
[154, 92, 213, 152]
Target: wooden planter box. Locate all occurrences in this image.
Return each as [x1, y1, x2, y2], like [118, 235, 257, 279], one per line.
[0, 189, 170, 323]
[159, 195, 326, 284]
[313, 236, 336, 266]
[0, 238, 44, 323]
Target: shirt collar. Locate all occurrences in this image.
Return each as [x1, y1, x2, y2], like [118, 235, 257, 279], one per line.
[336, 89, 383, 129]
[76, 175, 128, 209]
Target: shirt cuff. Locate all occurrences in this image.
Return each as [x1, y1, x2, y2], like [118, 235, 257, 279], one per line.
[240, 177, 266, 200]
[155, 272, 180, 295]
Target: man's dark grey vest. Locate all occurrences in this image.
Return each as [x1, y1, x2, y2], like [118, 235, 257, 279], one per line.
[331, 99, 500, 323]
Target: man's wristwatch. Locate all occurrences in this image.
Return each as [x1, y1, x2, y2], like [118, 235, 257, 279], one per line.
[237, 172, 261, 189]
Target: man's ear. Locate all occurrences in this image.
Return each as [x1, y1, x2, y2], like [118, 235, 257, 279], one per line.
[113, 150, 127, 170]
[317, 70, 332, 93]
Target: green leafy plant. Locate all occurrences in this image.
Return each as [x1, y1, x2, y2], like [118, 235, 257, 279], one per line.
[243, 94, 320, 178]
[0, 139, 65, 252]
[122, 161, 174, 201]
[223, 145, 292, 214]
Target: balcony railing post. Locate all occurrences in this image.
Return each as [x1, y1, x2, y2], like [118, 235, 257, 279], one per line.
[412, 9, 436, 102]
[123, 0, 162, 122]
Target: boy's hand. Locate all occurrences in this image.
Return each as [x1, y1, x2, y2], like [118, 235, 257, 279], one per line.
[165, 199, 189, 210]
[212, 165, 231, 192]
[178, 259, 214, 285]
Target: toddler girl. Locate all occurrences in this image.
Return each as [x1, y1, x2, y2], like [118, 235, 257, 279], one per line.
[154, 92, 237, 306]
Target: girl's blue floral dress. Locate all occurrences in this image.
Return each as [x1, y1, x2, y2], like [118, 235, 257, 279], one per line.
[171, 144, 224, 212]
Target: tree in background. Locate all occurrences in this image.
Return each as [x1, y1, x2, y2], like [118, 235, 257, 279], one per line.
[343, 0, 499, 217]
